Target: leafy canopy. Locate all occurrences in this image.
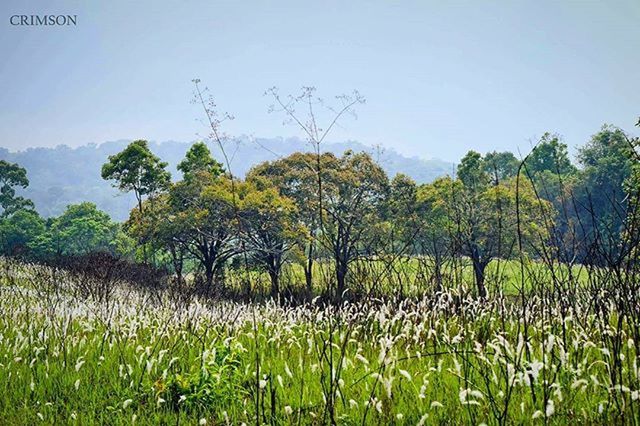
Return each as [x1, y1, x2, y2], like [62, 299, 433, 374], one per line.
[101, 140, 171, 200]
[0, 160, 35, 217]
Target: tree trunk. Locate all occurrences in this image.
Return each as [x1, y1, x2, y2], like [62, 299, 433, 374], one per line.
[472, 258, 487, 298]
[305, 241, 314, 293]
[268, 268, 279, 298]
[433, 255, 443, 292]
[136, 194, 148, 263]
[203, 259, 215, 291]
[169, 245, 184, 286]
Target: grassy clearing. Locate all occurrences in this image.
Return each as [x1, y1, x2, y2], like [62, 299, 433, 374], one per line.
[0, 260, 637, 424]
[228, 257, 588, 298]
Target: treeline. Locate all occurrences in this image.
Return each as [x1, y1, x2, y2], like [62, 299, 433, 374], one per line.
[0, 138, 452, 221]
[1, 124, 638, 301]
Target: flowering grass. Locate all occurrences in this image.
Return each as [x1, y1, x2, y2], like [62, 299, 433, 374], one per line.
[0, 260, 638, 425]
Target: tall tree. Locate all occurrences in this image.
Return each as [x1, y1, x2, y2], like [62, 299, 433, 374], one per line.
[415, 177, 458, 290]
[322, 151, 389, 299]
[574, 126, 636, 263]
[525, 133, 576, 176]
[484, 151, 519, 184]
[165, 144, 237, 290]
[454, 151, 552, 297]
[0, 160, 34, 217]
[388, 173, 419, 254]
[101, 140, 171, 216]
[247, 152, 340, 292]
[239, 183, 300, 297]
[102, 140, 171, 261]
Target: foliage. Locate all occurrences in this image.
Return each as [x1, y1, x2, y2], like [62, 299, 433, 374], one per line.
[31, 202, 124, 257]
[454, 150, 554, 296]
[161, 345, 246, 412]
[0, 160, 34, 217]
[484, 150, 519, 182]
[239, 182, 301, 296]
[101, 139, 171, 211]
[0, 209, 44, 256]
[0, 139, 454, 221]
[177, 141, 224, 182]
[525, 133, 576, 176]
[247, 151, 340, 291]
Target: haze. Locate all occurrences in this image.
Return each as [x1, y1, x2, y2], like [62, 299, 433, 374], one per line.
[0, 0, 638, 162]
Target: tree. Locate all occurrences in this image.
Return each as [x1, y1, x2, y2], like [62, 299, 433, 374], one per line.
[457, 150, 488, 189]
[163, 143, 237, 290]
[484, 151, 519, 183]
[321, 151, 389, 299]
[247, 152, 340, 292]
[177, 141, 224, 182]
[512, 134, 578, 263]
[102, 140, 171, 261]
[573, 126, 637, 263]
[126, 193, 189, 283]
[0, 209, 44, 256]
[239, 183, 300, 297]
[0, 160, 35, 217]
[454, 151, 552, 297]
[101, 139, 171, 217]
[32, 202, 123, 257]
[387, 173, 419, 254]
[183, 177, 238, 290]
[525, 133, 576, 176]
[415, 177, 458, 290]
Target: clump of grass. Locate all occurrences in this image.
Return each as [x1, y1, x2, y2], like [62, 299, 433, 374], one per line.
[161, 344, 246, 412]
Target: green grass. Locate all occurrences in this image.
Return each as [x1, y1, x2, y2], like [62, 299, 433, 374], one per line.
[227, 256, 588, 297]
[0, 260, 636, 424]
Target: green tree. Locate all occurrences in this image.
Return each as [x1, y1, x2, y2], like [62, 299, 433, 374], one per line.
[156, 143, 236, 290]
[573, 126, 637, 263]
[239, 183, 300, 297]
[484, 151, 519, 183]
[455, 151, 552, 297]
[33, 203, 122, 257]
[457, 150, 488, 189]
[415, 177, 458, 290]
[387, 173, 419, 254]
[0, 160, 35, 217]
[126, 193, 189, 282]
[322, 151, 389, 299]
[101, 139, 171, 216]
[247, 152, 340, 292]
[525, 133, 576, 176]
[102, 140, 171, 261]
[0, 209, 44, 256]
[177, 142, 224, 182]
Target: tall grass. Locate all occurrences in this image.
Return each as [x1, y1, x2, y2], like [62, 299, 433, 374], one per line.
[1, 258, 639, 424]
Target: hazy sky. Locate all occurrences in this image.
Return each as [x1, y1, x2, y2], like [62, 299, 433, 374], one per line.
[1, 1, 638, 162]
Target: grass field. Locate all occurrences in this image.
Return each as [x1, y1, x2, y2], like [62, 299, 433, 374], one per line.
[227, 256, 588, 298]
[0, 259, 637, 424]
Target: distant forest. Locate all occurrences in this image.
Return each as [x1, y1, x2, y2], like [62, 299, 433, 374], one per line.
[0, 137, 453, 221]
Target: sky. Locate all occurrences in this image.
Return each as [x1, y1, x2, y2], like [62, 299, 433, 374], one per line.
[0, 0, 638, 162]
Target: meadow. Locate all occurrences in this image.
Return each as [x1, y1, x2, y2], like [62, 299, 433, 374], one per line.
[1, 259, 638, 425]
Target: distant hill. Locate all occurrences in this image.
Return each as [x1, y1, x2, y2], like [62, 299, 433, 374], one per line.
[0, 137, 454, 221]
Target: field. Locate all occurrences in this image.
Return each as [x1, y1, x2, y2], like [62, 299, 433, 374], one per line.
[1, 259, 639, 425]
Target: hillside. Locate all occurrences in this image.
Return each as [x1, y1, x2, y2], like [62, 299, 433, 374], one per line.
[0, 137, 453, 221]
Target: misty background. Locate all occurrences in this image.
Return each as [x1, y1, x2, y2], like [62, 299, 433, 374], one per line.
[1, 1, 638, 160]
[0, 1, 638, 220]
[0, 138, 453, 220]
